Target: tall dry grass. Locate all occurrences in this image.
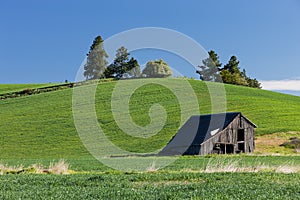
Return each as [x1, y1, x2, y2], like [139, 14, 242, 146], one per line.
[0, 159, 70, 175]
[200, 157, 300, 173]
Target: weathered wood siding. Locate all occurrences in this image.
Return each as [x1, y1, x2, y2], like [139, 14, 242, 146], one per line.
[199, 134, 221, 155]
[239, 115, 255, 153]
[200, 114, 255, 155]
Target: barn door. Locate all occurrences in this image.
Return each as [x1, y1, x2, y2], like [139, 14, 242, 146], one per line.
[237, 129, 245, 153]
[218, 144, 234, 154]
[237, 143, 245, 153]
[237, 129, 245, 141]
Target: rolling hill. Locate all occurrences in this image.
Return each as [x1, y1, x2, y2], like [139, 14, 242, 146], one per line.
[0, 83, 59, 95]
[0, 78, 299, 165]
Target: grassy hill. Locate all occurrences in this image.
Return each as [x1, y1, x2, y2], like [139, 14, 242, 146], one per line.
[0, 79, 299, 166]
[0, 83, 59, 95]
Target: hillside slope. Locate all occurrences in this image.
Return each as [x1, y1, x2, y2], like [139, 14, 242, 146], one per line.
[0, 83, 59, 95]
[0, 79, 299, 160]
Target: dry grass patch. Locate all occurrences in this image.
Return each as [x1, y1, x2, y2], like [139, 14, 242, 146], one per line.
[199, 157, 300, 173]
[0, 159, 70, 175]
[146, 161, 160, 172]
[0, 164, 24, 175]
[48, 159, 69, 174]
[255, 132, 300, 154]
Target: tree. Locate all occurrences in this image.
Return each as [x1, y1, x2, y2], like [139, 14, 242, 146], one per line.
[222, 56, 239, 74]
[248, 78, 261, 88]
[197, 50, 261, 89]
[219, 69, 232, 84]
[241, 69, 262, 89]
[84, 36, 108, 80]
[142, 59, 172, 78]
[220, 56, 261, 88]
[220, 56, 248, 86]
[104, 46, 140, 79]
[125, 63, 141, 78]
[196, 50, 222, 82]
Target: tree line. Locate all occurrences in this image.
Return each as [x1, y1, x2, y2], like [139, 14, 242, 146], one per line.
[196, 50, 261, 88]
[83, 36, 172, 80]
[83, 36, 261, 89]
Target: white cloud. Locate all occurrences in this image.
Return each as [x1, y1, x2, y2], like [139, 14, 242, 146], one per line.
[260, 80, 300, 91]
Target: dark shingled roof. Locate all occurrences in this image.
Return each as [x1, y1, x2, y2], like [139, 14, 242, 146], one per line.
[159, 112, 256, 155]
[189, 112, 247, 145]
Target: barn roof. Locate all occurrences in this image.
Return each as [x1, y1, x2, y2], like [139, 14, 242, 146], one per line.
[159, 112, 256, 155]
[188, 112, 240, 145]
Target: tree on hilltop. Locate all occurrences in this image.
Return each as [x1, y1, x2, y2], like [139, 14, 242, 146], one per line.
[142, 59, 172, 78]
[221, 56, 248, 86]
[196, 50, 261, 89]
[104, 46, 140, 79]
[84, 36, 108, 80]
[196, 50, 222, 82]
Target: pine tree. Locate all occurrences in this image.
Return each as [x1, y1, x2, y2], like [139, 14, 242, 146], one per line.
[104, 46, 140, 79]
[221, 56, 248, 86]
[84, 36, 108, 80]
[196, 50, 222, 82]
[241, 69, 262, 88]
[198, 51, 262, 89]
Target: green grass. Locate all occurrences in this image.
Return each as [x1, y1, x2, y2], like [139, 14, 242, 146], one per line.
[1, 155, 300, 172]
[0, 78, 299, 167]
[0, 83, 59, 94]
[2, 155, 298, 199]
[0, 89, 90, 159]
[223, 84, 300, 134]
[0, 172, 299, 199]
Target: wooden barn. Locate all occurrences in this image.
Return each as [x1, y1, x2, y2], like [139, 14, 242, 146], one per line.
[159, 112, 256, 156]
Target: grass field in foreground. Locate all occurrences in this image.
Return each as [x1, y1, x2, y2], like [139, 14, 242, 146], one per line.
[0, 172, 299, 199]
[0, 78, 299, 164]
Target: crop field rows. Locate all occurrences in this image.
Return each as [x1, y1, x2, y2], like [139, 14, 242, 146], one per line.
[0, 172, 299, 199]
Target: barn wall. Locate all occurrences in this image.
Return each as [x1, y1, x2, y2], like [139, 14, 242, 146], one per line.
[199, 134, 221, 155]
[200, 114, 255, 155]
[240, 115, 255, 153]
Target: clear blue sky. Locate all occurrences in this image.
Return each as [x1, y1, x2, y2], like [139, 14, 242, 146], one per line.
[1, 0, 300, 85]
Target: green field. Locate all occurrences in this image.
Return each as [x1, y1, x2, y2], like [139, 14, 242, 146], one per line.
[1, 172, 299, 199]
[0, 78, 299, 162]
[0, 79, 299, 198]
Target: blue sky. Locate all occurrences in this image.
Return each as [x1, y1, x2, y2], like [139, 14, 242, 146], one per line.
[1, 0, 300, 94]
